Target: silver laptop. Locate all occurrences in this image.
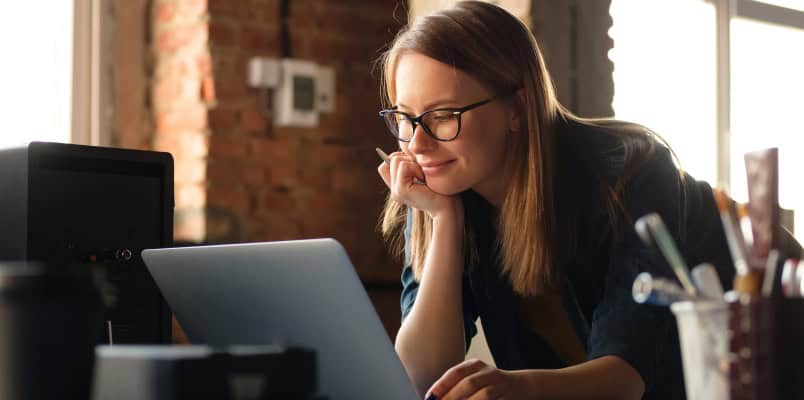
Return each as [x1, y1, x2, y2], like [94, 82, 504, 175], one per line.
[141, 238, 419, 400]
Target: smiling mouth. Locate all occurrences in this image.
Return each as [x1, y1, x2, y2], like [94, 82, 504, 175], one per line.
[420, 159, 455, 174]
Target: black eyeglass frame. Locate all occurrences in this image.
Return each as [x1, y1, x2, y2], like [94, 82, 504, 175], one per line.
[378, 95, 503, 142]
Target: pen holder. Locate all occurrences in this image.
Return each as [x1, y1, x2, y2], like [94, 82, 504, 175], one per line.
[670, 301, 730, 400]
[728, 297, 804, 400]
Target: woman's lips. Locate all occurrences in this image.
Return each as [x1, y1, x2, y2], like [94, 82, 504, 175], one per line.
[420, 159, 455, 175]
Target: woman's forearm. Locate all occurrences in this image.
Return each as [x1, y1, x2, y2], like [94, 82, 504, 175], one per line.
[515, 355, 645, 399]
[395, 209, 467, 397]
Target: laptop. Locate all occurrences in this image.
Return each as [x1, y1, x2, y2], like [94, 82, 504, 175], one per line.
[141, 238, 419, 400]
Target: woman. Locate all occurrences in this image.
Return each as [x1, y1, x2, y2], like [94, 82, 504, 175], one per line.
[376, 2, 733, 399]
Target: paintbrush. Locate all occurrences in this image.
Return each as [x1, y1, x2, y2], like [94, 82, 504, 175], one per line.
[713, 189, 761, 296]
[635, 213, 699, 297]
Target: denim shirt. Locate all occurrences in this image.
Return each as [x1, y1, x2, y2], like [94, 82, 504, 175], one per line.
[399, 120, 736, 399]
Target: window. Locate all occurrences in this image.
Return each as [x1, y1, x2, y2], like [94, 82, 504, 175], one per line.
[610, 0, 804, 240]
[409, 0, 531, 25]
[0, 1, 99, 150]
[609, 0, 717, 185]
[729, 16, 804, 237]
[0, 2, 73, 149]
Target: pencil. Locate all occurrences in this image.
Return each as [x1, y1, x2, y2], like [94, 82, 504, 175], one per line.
[375, 147, 390, 163]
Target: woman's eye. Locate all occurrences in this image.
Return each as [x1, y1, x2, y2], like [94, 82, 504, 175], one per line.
[431, 112, 455, 122]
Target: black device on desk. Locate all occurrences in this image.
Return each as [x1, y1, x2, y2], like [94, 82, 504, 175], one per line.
[93, 345, 323, 400]
[0, 141, 174, 343]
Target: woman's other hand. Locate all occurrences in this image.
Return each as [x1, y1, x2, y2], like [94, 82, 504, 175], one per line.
[425, 359, 532, 400]
[378, 150, 461, 221]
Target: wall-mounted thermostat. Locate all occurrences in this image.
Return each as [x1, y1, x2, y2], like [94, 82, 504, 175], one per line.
[247, 57, 336, 128]
[274, 59, 318, 127]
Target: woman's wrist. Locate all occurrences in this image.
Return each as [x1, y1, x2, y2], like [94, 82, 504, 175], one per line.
[510, 369, 546, 398]
[429, 197, 464, 227]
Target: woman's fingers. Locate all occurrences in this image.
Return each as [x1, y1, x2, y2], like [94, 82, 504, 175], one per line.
[377, 150, 409, 190]
[386, 152, 423, 200]
[427, 359, 488, 400]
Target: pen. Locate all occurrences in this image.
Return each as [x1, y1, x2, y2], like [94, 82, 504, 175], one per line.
[712, 189, 761, 296]
[375, 147, 425, 184]
[691, 263, 724, 300]
[761, 249, 780, 297]
[375, 147, 390, 163]
[781, 258, 799, 297]
[635, 213, 699, 297]
[632, 272, 694, 306]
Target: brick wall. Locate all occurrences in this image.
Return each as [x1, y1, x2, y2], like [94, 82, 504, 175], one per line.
[151, 0, 216, 244]
[205, 0, 405, 337]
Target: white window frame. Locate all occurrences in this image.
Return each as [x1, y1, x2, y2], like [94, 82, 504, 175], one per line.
[712, 0, 804, 185]
[72, 0, 108, 147]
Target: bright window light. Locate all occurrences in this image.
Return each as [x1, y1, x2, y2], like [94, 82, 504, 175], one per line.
[609, 0, 717, 186]
[730, 16, 804, 236]
[0, 3, 73, 150]
[754, 0, 804, 12]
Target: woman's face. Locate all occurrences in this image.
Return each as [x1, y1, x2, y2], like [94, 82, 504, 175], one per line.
[393, 52, 517, 200]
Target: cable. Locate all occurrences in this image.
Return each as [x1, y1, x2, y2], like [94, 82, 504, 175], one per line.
[280, 0, 291, 58]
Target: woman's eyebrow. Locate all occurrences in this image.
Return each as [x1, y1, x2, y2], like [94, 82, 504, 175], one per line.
[396, 99, 459, 112]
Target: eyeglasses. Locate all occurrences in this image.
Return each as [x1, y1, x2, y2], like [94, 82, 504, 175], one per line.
[378, 95, 502, 142]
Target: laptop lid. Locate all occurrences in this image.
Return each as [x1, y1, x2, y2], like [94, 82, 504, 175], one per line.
[141, 238, 418, 400]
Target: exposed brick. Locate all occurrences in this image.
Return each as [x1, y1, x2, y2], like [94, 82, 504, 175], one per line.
[201, 75, 216, 104]
[208, 107, 239, 132]
[298, 191, 349, 212]
[267, 163, 298, 188]
[298, 211, 340, 237]
[154, 2, 177, 22]
[176, 183, 207, 208]
[178, 0, 207, 19]
[153, 131, 210, 159]
[209, 48, 249, 99]
[257, 188, 296, 210]
[209, 133, 249, 158]
[239, 106, 268, 134]
[174, 207, 206, 242]
[154, 104, 208, 133]
[241, 24, 281, 52]
[208, 0, 238, 19]
[207, 183, 251, 214]
[208, 157, 267, 187]
[332, 167, 374, 193]
[247, 210, 301, 241]
[198, 51, 213, 76]
[154, 56, 195, 84]
[156, 22, 209, 53]
[317, 143, 355, 165]
[298, 167, 331, 189]
[174, 159, 207, 184]
[152, 71, 202, 106]
[205, 208, 243, 242]
[208, 19, 240, 47]
[250, 136, 298, 165]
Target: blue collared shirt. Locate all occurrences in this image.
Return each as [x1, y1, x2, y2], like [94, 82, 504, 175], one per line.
[400, 120, 736, 399]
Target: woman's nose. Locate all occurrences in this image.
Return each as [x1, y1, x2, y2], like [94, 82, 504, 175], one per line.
[406, 124, 435, 154]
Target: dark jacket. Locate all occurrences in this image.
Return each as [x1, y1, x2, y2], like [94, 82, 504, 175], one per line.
[400, 118, 737, 399]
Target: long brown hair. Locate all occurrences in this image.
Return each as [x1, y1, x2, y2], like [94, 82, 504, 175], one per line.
[379, 1, 660, 295]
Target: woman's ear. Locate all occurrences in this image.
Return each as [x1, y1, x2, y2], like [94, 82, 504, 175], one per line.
[508, 88, 526, 133]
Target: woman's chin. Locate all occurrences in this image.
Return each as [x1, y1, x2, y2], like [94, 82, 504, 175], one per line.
[425, 180, 466, 196]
